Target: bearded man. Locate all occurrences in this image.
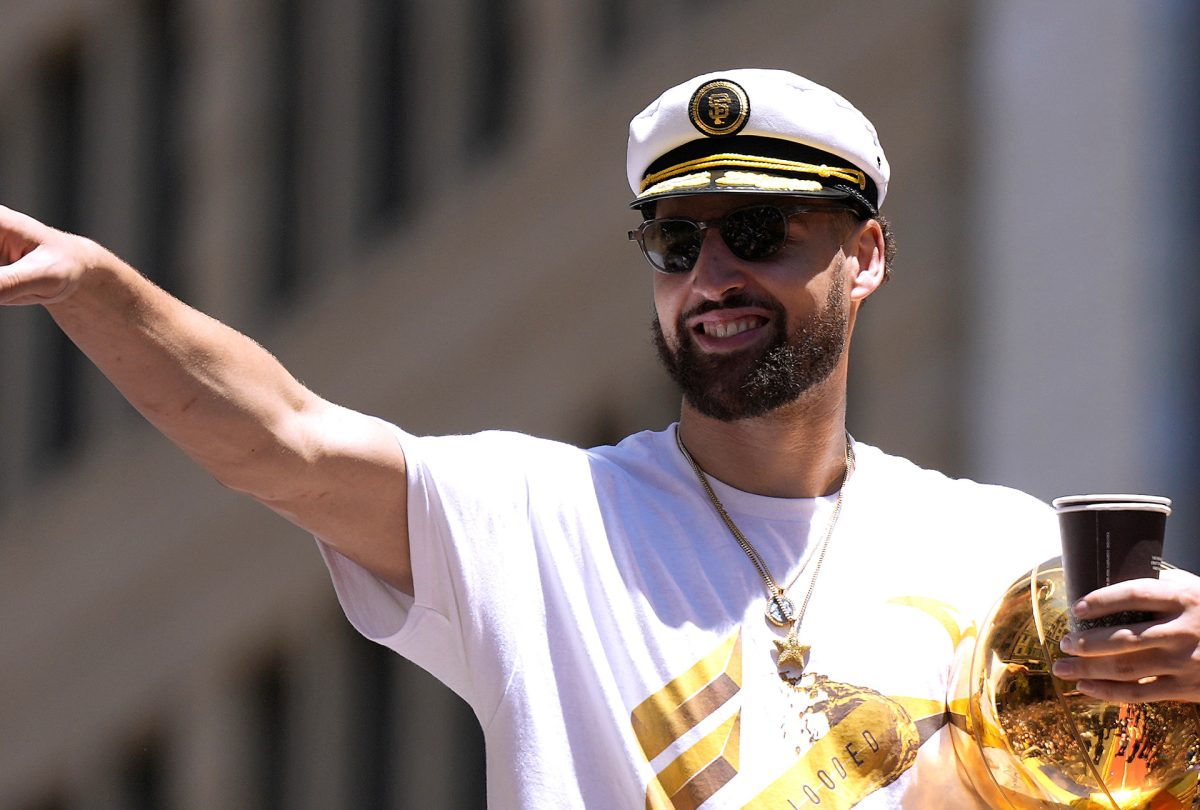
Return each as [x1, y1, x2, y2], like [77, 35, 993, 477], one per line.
[3, 69, 1200, 808]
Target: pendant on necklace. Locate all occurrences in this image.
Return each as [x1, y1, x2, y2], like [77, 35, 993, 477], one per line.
[766, 594, 796, 627]
[775, 626, 810, 672]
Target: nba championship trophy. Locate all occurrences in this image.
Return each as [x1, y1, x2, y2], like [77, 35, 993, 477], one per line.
[948, 496, 1200, 809]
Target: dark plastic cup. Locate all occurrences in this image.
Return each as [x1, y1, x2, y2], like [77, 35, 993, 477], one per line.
[1052, 494, 1171, 631]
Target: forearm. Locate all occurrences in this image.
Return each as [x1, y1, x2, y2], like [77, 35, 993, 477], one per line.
[45, 253, 320, 498]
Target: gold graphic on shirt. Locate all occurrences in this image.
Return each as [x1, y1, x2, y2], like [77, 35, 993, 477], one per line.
[633, 596, 973, 808]
[890, 595, 979, 743]
[632, 632, 742, 761]
[886, 595, 973, 649]
[647, 711, 741, 810]
[747, 675, 921, 808]
[634, 632, 742, 808]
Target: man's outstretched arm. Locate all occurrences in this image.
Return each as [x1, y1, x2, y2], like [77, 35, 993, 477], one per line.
[0, 205, 413, 593]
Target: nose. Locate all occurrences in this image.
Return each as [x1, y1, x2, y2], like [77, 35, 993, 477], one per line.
[689, 227, 748, 300]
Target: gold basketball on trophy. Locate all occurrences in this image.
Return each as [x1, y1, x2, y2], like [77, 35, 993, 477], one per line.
[948, 557, 1200, 809]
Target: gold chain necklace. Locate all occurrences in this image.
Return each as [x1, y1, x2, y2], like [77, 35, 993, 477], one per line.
[675, 428, 854, 673]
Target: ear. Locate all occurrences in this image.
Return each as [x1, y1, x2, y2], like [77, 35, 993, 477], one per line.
[846, 218, 886, 303]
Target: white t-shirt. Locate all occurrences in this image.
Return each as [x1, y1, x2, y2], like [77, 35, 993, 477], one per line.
[318, 425, 1059, 808]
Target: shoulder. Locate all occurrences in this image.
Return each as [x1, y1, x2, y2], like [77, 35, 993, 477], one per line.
[584, 425, 689, 493]
[400, 425, 683, 495]
[586, 425, 675, 468]
[853, 440, 1052, 518]
[404, 428, 587, 467]
[851, 440, 1058, 567]
[394, 429, 593, 505]
[850, 440, 1059, 596]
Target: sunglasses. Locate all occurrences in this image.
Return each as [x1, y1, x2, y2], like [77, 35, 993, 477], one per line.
[628, 203, 856, 274]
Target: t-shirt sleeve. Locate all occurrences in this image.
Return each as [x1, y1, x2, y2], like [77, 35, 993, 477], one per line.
[315, 425, 585, 710]
[315, 425, 466, 699]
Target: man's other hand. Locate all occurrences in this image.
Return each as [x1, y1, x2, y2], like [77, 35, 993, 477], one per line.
[1052, 567, 1200, 702]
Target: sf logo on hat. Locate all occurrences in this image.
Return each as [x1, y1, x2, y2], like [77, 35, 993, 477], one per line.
[689, 78, 750, 137]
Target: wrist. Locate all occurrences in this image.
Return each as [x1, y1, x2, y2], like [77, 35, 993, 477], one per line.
[44, 242, 138, 319]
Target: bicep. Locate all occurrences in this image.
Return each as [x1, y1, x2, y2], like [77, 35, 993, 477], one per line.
[263, 402, 414, 594]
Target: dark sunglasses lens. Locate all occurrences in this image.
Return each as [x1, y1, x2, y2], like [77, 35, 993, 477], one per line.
[642, 220, 703, 273]
[721, 206, 788, 260]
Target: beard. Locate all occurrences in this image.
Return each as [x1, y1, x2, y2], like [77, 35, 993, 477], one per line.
[652, 270, 848, 422]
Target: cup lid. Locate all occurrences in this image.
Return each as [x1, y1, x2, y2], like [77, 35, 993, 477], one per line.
[1053, 493, 1172, 516]
[1053, 493, 1171, 508]
[1055, 502, 1172, 516]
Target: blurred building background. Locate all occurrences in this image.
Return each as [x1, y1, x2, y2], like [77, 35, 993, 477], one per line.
[1, 0, 1197, 807]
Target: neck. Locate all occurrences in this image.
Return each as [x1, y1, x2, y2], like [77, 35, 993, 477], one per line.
[676, 376, 849, 498]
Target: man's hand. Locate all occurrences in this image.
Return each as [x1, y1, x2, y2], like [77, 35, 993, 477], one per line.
[1052, 567, 1200, 702]
[0, 205, 99, 306]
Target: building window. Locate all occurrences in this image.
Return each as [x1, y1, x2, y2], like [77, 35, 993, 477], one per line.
[249, 655, 292, 810]
[137, 0, 186, 298]
[443, 686, 487, 806]
[346, 634, 396, 807]
[265, 0, 306, 304]
[0, 119, 11, 198]
[392, 656, 486, 806]
[591, 0, 632, 66]
[119, 733, 171, 810]
[358, 0, 415, 235]
[341, 614, 486, 807]
[31, 42, 88, 469]
[465, 0, 518, 160]
[0, 118, 11, 508]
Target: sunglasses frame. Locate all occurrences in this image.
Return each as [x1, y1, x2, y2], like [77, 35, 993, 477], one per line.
[628, 202, 859, 274]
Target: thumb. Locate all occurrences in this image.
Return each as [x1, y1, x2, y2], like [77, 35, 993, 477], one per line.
[0, 205, 53, 265]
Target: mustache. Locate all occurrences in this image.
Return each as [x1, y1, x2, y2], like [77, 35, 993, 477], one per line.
[681, 292, 784, 321]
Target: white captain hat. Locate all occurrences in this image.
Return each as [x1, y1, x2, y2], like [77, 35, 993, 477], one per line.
[627, 68, 889, 215]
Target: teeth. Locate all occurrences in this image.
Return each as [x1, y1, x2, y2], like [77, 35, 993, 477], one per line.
[703, 317, 762, 338]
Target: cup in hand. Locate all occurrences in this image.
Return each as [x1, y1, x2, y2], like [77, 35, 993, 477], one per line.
[1052, 494, 1171, 631]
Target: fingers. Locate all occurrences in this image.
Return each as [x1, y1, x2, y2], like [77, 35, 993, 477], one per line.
[0, 204, 51, 234]
[1054, 646, 1182, 681]
[1072, 674, 1195, 703]
[0, 207, 88, 305]
[0, 205, 51, 261]
[1060, 613, 1200, 663]
[1053, 645, 1200, 702]
[1073, 575, 1200, 620]
[1, 206, 53, 277]
[1060, 619, 1164, 656]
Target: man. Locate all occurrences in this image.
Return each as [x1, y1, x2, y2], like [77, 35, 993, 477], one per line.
[2, 68, 1199, 808]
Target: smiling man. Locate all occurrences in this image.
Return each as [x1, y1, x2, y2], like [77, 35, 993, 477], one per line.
[3, 69, 1200, 808]
[647, 195, 857, 424]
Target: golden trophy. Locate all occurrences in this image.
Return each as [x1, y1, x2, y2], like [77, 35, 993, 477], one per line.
[948, 556, 1200, 809]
